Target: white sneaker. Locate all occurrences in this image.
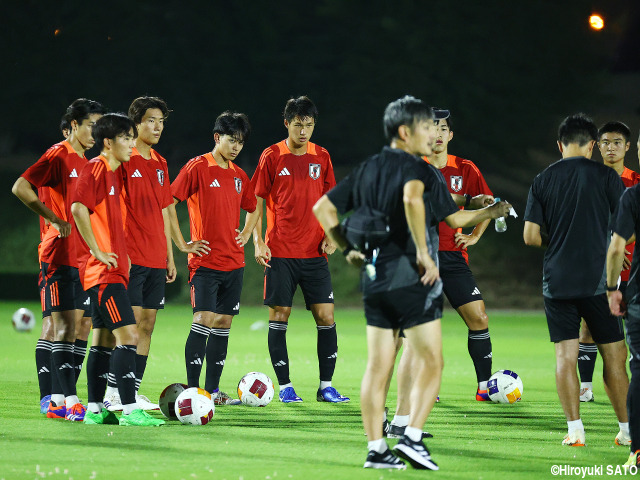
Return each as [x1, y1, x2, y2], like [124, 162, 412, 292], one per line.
[135, 393, 160, 410]
[579, 387, 594, 402]
[562, 430, 586, 446]
[616, 430, 632, 446]
[103, 392, 123, 412]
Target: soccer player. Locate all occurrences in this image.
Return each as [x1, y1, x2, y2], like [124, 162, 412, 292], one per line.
[102, 96, 174, 411]
[12, 98, 106, 421]
[523, 113, 629, 447]
[313, 96, 511, 469]
[252, 96, 348, 403]
[172, 111, 258, 404]
[578, 121, 639, 403]
[71, 113, 164, 426]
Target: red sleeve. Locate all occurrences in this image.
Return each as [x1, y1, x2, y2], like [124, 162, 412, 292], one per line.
[21, 145, 63, 188]
[74, 162, 103, 213]
[252, 148, 275, 199]
[463, 161, 492, 197]
[171, 160, 197, 202]
[323, 152, 336, 194]
[240, 170, 257, 213]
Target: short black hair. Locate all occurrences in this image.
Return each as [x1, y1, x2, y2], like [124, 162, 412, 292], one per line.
[557, 113, 597, 146]
[598, 121, 631, 143]
[93, 113, 137, 150]
[283, 96, 318, 123]
[383, 95, 434, 142]
[438, 114, 453, 132]
[59, 116, 70, 135]
[212, 111, 251, 142]
[65, 98, 107, 125]
[128, 96, 171, 124]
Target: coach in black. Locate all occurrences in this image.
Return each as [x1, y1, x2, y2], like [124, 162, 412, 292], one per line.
[524, 113, 629, 448]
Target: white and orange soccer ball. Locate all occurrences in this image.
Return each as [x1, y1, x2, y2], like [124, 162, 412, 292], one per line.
[159, 383, 188, 419]
[237, 372, 275, 407]
[174, 387, 215, 425]
[12, 308, 35, 332]
[488, 370, 523, 404]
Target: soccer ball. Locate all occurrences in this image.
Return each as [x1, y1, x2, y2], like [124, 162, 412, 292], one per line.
[158, 383, 188, 419]
[488, 369, 523, 404]
[12, 308, 35, 332]
[237, 372, 275, 407]
[174, 387, 215, 425]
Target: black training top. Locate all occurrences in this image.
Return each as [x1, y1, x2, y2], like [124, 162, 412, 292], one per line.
[612, 184, 640, 304]
[524, 156, 624, 299]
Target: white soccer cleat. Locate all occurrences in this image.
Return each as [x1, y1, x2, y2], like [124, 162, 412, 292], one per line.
[103, 391, 123, 412]
[136, 393, 160, 410]
[562, 430, 586, 447]
[615, 430, 632, 446]
[579, 387, 594, 402]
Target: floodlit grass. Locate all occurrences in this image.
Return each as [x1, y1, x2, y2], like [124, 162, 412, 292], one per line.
[0, 302, 631, 479]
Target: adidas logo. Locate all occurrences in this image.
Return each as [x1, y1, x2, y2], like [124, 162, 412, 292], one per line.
[274, 360, 287, 367]
[99, 373, 108, 379]
[578, 355, 592, 361]
[215, 360, 225, 366]
[471, 287, 481, 295]
[160, 298, 165, 305]
[38, 367, 49, 374]
[210, 179, 221, 187]
[109, 186, 115, 196]
[59, 363, 74, 370]
[233, 303, 240, 311]
[84, 298, 90, 306]
[327, 353, 337, 359]
[123, 372, 136, 379]
[328, 292, 334, 300]
[131, 169, 143, 178]
[278, 168, 291, 176]
[69, 168, 78, 178]
[484, 353, 493, 359]
[190, 358, 203, 365]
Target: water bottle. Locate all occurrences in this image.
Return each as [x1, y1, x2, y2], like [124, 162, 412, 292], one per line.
[494, 197, 507, 233]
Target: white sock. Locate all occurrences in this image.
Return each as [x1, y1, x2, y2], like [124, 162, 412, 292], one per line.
[478, 381, 488, 390]
[88, 402, 102, 414]
[580, 382, 593, 390]
[105, 385, 118, 397]
[65, 395, 80, 408]
[51, 394, 65, 406]
[122, 403, 137, 415]
[391, 415, 409, 427]
[620, 422, 630, 436]
[279, 383, 292, 391]
[405, 426, 422, 442]
[367, 438, 387, 453]
[319, 381, 331, 390]
[567, 419, 584, 433]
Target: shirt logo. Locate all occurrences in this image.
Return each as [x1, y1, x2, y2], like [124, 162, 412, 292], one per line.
[233, 302, 240, 311]
[156, 169, 164, 186]
[210, 179, 221, 188]
[278, 168, 291, 176]
[309, 163, 321, 180]
[109, 186, 115, 196]
[131, 169, 143, 178]
[69, 168, 78, 178]
[450, 175, 463, 192]
[471, 287, 481, 295]
[234, 177, 242, 194]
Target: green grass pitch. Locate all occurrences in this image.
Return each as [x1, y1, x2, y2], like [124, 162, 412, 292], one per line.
[0, 301, 632, 479]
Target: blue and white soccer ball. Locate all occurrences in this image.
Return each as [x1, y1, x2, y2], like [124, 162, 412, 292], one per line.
[237, 372, 275, 407]
[488, 370, 523, 404]
[12, 308, 35, 332]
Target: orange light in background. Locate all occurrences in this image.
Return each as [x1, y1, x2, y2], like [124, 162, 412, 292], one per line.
[589, 14, 604, 30]
[54, 29, 61, 36]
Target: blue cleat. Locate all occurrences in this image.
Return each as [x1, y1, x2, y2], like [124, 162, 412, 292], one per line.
[279, 386, 303, 403]
[40, 395, 51, 414]
[317, 386, 350, 403]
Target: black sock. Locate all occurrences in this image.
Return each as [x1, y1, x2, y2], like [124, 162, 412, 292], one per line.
[107, 350, 118, 388]
[468, 329, 492, 384]
[204, 328, 230, 393]
[112, 344, 137, 406]
[51, 341, 77, 397]
[73, 339, 88, 384]
[86, 346, 111, 404]
[268, 321, 290, 385]
[185, 323, 210, 388]
[317, 323, 338, 382]
[578, 342, 598, 383]
[135, 354, 148, 391]
[35, 339, 53, 399]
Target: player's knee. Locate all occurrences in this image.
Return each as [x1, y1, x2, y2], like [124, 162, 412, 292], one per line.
[41, 317, 55, 340]
[138, 317, 156, 337]
[467, 311, 489, 330]
[273, 310, 291, 323]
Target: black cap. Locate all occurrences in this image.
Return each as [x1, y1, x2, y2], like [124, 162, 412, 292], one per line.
[433, 109, 450, 121]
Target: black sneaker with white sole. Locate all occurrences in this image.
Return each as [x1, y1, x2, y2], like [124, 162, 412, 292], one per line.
[363, 449, 406, 469]
[387, 424, 434, 439]
[393, 435, 439, 470]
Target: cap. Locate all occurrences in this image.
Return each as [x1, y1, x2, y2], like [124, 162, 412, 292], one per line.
[433, 109, 450, 121]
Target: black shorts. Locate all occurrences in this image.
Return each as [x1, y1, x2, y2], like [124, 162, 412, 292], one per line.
[41, 262, 89, 313]
[364, 280, 443, 330]
[439, 251, 483, 309]
[544, 295, 624, 344]
[264, 257, 334, 309]
[88, 283, 136, 330]
[38, 266, 50, 318]
[625, 303, 640, 373]
[190, 267, 243, 316]
[128, 265, 166, 310]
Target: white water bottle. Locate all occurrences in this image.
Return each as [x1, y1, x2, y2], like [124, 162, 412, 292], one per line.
[494, 197, 507, 233]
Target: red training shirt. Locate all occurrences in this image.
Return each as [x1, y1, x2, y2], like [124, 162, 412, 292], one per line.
[620, 167, 640, 282]
[252, 140, 335, 258]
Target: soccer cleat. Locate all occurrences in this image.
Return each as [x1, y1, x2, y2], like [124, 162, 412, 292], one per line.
[317, 386, 350, 403]
[279, 386, 303, 403]
[83, 408, 119, 425]
[476, 389, 491, 401]
[45, 403, 66, 419]
[393, 435, 439, 470]
[135, 393, 160, 410]
[387, 424, 433, 439]
[104, 392, 123, 412]
[211, 390, 242, 406]
[579, 387, 594, 402]
[562, 430, 586, 447]
[363, 449, 406, 469]
[119, 409, 165, 426]
[615, 430, 632, 446]
[65, 403, 86, 422]
[40, 395, 51, 414]
[624, 450, 640, 467]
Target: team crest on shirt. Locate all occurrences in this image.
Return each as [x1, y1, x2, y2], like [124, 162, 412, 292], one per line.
[309, 163, 321, 180]
[450, 175, 463, 192]
[234, 177, 242, 194]
[156, 169, 165, 186]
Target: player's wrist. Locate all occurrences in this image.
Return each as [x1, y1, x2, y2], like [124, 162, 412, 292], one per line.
[606, 284, 618, 292]
[464, 194, 472, 209]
